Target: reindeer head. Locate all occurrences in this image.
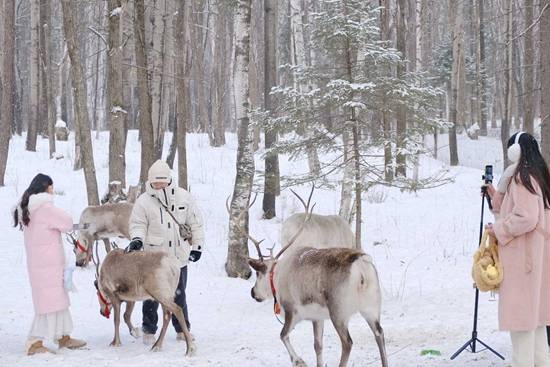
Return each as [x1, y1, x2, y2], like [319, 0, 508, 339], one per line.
[94, 279, 112, 318]
[68, 225, 93, 267]
[230, 186, 316, 303]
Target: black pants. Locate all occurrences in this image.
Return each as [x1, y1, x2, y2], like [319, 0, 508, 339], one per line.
[142, 266, 190, 334]
[547, 325, 550, 346]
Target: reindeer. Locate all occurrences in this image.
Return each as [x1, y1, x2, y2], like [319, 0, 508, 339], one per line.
[73, 202, 133, 266]
[282, 187, 355, 249]
[96, 248, 196, 355]
[243, 189, 388, 367]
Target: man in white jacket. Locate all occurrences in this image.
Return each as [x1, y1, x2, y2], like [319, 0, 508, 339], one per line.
[126, 160, 204, 343]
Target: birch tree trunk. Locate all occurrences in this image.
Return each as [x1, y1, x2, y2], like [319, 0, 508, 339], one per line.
[262, 0, 279, 219]
[175, 0, 189, 189]
[61, 0, 99, 205]
[107, 0, 126, 187]
[339, 128, 354, 223]
[523, 0, 534, 134]
[0, 0, 15, 186]
[134, 0, 155, 188]
[26, 0, 39, 151]
[540, 0, 550, 163]
[226, 0, 254, 279]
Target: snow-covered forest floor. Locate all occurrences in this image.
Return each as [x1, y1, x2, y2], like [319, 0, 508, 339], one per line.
[0, 131, 514, 366]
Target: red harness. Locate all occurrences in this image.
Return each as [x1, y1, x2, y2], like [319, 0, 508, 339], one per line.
[269, 263, 281, 315]
[75, 239, 87, 253]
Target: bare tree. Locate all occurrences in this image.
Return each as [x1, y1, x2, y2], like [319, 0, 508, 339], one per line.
[134, 0, 155, 188]
[0, 0, 15, 186]
[523, 0, 535, 134]
[42, 0, 56, 158]
[226, 0, 254, 279]
[175, 0, 189, 189]
[26, 0, 40, 151]
[61, 0, 100, 205]
[475, 0, 488, 136]
[540, 0, 550, 163]
[107, 0, 126, 187]
[396, 0, 407, 175]
[262, 0, 280, 219]
[448, 0, 463, 166]
[501, 0, 513, 168]
[380, 0, 393, 181]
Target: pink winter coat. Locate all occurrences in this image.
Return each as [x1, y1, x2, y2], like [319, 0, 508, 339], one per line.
[23, 193, 73, 314]
[493, 177, 550, 331]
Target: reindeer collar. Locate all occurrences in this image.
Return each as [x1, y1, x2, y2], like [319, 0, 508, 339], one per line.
[269, 263, 281, 315]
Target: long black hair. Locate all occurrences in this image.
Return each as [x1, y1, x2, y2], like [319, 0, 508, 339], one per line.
[13, 173, 53, 228]
[508, 132, 550, 209]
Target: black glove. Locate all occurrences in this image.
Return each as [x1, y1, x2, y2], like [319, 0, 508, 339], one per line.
[125, 238, 143, 253]
[189, 250, 202, 262]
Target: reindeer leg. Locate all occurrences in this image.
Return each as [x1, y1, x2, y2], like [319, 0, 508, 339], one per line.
[158, 298, 196, 357]
[151, 305, 171, 352]
[123, 301, 141, 338]
[103, 238, 112, 253]
[361, 312, 388, 367]
[312, 321, 324, 367]
[110, 299, 122, 347]
[280, 309, 306, 367]
[329, 308, 352, 367]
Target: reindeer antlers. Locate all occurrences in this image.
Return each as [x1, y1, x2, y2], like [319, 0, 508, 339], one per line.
[275, 202, 315, 259]
[225, 185, 316, 262]
[290, 184, 315, 213]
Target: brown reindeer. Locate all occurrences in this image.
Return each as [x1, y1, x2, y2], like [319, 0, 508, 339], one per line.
[243, 189, 388, 367]
[96, 248, 196, 355]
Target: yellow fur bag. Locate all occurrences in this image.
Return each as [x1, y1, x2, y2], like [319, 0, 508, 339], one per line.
[471, 230, 504, 292]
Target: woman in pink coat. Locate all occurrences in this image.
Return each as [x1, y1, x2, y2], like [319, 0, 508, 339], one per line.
[13, 174, 86, 355]
[486, 132, 550, 366]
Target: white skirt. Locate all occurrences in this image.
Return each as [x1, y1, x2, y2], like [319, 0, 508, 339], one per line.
[28, 309, 73, 341]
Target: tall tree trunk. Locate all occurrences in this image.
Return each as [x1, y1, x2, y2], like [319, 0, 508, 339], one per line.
[448, 0, 462, 166]
[107, 0, 126, 187]
[0, 0, 15, 186]
[262, 0, 280, 219]
[42, 0, 56, 158]
[380, 0, 393, 181]
[61, 0, 99, 205]
[339, 128, 354, 223]
[523, 0, 535, 134]
[26, 0, 40, 151]
[226, 0, 254, 279]
[540, 0, 550, 163]
[396, 0, 407, 175]
[476, 0, 488, 136]
[134, 0, 154, 188]
[502, 0, 513, 169]
[175, 0, 188, 189]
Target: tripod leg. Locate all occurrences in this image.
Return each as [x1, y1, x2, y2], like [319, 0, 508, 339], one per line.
[476, 338, 506, 360]
[450, 338, 474, 360]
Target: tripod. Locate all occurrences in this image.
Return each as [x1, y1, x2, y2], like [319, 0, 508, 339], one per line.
[450, 188, 505, 361]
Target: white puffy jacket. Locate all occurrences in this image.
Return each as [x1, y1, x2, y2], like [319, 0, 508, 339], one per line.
[129, 180, 204, 267]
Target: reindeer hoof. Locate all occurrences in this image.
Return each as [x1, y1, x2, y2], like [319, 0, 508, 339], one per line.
[151, 345, 162, 352]
[185, 343, 197, 357]
[292, 359, 308, 367]
[130, 327, 142, 338]
[110, 341, 121, 347]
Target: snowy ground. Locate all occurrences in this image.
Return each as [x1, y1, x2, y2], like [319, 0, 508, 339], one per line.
[0, 131, 518, 366]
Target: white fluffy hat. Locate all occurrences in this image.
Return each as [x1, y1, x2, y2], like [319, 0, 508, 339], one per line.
[148, 160, 172, 183]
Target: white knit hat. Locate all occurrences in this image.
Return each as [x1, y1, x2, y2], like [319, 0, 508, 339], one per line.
[148, 160, 172, 183]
